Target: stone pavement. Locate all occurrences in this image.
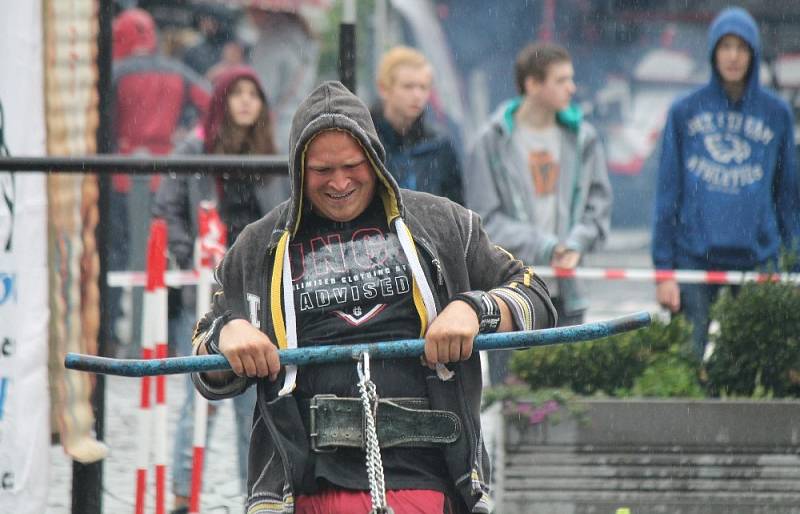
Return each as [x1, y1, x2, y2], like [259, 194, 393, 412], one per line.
[47, 229, 654, 514]
[48, 374, 245, 514]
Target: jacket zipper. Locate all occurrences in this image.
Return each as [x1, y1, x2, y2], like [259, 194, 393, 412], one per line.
[413, 236, 449, 305]
[261, 249, 272, 338]
[432, 258, 444, 286]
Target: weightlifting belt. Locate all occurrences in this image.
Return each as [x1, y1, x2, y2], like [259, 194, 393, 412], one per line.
[300, 394, 461, 452]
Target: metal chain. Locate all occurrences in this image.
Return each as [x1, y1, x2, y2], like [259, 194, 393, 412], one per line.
[357, 352, 393, 514]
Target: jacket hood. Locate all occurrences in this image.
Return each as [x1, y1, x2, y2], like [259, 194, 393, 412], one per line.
[203, 65, 268, 153]
[113, 9, 157, 61]
[707, 7, 761, 101]
[285, 80, 403, 234]
[495, 97, 582, 135]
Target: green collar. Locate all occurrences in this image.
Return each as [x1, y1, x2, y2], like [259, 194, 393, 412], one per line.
[502, 96, 582, 133]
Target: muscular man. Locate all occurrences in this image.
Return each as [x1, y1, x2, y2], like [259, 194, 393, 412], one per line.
[191, 81, 556, 513]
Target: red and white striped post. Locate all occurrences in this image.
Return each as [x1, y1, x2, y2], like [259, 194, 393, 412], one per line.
[136, 219, 169, 514]
[188, 204, 227, 514]
[150, 219, 169, 514]
[135, 352, 151, 514]
[188, 383, 208, 514]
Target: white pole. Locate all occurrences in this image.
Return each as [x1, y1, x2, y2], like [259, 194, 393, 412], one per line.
[343, 0, 357, 24]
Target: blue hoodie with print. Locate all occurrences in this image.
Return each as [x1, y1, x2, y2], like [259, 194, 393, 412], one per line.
[652, 7, 800, 270]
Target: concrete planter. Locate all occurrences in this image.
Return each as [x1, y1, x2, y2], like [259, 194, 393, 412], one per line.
[495, 399, 800, 514]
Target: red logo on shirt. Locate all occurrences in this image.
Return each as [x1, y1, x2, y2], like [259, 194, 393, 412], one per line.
[528, 150, 559, 195]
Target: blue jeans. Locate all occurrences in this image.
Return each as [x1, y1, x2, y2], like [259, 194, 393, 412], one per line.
[675, 253, 774, 359]
[170, 309, 257, 497]
[680, 283, 720, 359]
[680, 283, 739, 360]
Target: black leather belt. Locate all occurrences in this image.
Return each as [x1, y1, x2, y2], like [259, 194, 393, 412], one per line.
[299, 394, 461, 452]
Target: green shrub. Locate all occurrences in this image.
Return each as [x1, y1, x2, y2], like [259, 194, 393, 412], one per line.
[509, 317, 695, 397]
[630, 352, 705, 398]
[707, 282, 800, 397]
[501, 277, 800, 402]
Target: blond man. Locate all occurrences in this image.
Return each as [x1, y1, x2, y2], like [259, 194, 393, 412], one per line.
[371, 46, 464, 204]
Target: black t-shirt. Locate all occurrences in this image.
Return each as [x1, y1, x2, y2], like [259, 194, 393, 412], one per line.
[290, 199, 449, 494]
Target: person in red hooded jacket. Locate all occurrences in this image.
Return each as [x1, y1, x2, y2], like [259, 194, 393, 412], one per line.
[152, 65, 289, 514]
[112, 8, 210, 157]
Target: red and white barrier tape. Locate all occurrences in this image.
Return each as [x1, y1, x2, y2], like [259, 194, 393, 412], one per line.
[535, 267, 800, 284]
[108, 269, 199, 287]
[108, 266, 800, 287]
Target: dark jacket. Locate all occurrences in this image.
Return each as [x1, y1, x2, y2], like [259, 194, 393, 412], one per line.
[191, 81, 556, 514]
[652, 7, 800, 271]
[372, 106, 465, 205]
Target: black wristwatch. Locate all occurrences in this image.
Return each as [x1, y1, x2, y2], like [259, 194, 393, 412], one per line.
[452, 290, 501, 333]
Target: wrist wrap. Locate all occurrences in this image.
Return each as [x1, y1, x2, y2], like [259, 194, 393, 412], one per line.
[452, 290, 501, 333]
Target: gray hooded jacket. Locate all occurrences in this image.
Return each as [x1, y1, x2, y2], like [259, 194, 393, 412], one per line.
[465, 99, 612, 314]
[191, 81, 556, 513]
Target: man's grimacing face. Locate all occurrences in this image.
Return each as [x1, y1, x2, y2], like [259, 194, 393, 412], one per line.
[303, 130, 377, 223]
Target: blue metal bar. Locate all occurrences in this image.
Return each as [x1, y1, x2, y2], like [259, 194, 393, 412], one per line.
[65, 311, 651, 378]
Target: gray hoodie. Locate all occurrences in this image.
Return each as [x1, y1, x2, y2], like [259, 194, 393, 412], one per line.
[191, 81, 556, 513]
[465, 99, 612, 314]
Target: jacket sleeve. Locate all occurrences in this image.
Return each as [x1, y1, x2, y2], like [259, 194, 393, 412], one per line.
[774, 106, 800, 270]
[190, 238, 253, 400]
[652, 104, 683, 270]
[464, 130, 559, 264]
[564, 126, 612, 255]
[463, 209, 557, 330]
[152, 176, 194, 269]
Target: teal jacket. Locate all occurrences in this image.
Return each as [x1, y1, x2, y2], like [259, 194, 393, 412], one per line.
[465, 98, 612, 314]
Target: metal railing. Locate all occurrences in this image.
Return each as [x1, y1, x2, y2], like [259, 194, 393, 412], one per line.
[0, 154, 288, 175]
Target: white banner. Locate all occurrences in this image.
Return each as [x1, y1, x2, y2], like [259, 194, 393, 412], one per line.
[0, 1, 50, 513]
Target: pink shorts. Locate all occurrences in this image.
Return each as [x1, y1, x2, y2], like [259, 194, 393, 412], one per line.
[295, 488, 447, 514]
